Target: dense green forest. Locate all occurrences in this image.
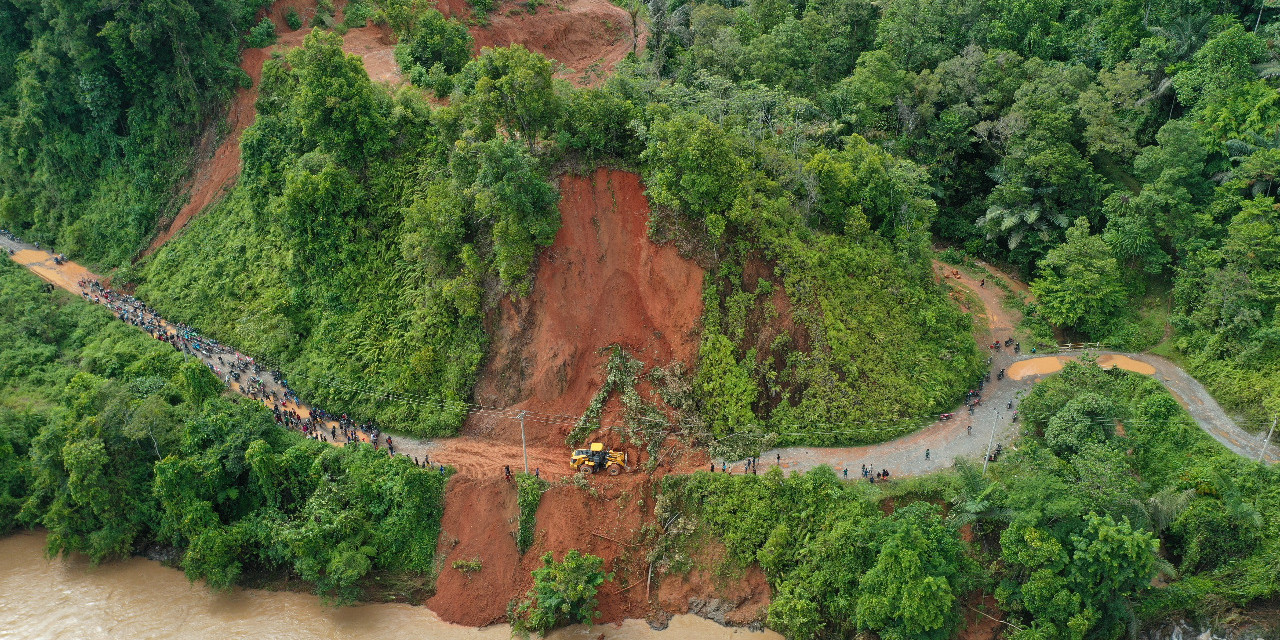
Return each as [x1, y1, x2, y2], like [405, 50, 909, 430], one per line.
[637, 0, 1280, 424]
[6, 0, 1277, 439]
[2, 0, 1280, 634]
[0, 0, 266, 265]
[0, 260, 448, 603]
[659, 357, 1280, 639]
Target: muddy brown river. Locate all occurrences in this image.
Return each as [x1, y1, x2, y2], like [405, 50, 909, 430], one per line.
[0, 532, 778, 640]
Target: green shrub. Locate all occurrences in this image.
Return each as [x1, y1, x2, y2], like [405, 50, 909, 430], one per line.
[394, 9, 473, 77]
[452, 557, 483, 574]
[508, 550, 612, 637]
[245, 17, 277, 48]
[516, 474, 548, 554]
[342, 0, 374, 28]
[937, 246, 967, 265]
[285, 9, 302, 30]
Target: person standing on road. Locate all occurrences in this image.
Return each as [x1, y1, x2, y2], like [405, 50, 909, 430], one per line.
[925, 448, 930, 460]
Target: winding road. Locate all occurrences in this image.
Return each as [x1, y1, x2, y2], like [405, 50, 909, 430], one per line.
[752, 262, 1277, 477]
[4, 238, 1274, 483]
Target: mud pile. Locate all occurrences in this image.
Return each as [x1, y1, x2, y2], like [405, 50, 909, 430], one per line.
[429, 169, 724, 626]
[438, 0, 643, 84]
[427, 475, 656, 626]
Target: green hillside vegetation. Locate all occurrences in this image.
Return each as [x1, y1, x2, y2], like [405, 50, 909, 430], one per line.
[0, 260, 448, 604]
[0, 0, 268, 266]
[136, 32, 561, 437]
[659, 358, 1280, 639]
[1, 0, 1276, 438]
[1, 0, 1279, 633]
[130, 18, 981, 441]
[642, 0, 1280, 423]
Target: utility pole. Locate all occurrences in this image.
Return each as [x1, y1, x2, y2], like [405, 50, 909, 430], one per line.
[1259, 415, 1277, 463]
[519, 410, 529, 474]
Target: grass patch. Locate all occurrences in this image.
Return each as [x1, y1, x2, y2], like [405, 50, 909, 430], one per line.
[516, 473, 549, 554]
[451, 557, 482, 574]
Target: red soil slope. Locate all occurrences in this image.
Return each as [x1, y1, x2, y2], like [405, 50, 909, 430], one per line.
[468, 168, 705, 448]
[427, 169, 718, 626]
[427, 475, 655, 626]
[438, 0, 644, 84]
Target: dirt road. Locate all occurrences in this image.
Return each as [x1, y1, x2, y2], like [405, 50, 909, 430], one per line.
[5, 237, 1273, 484]
[747, 262, 1277, 476]
[3, 235, 593, 484]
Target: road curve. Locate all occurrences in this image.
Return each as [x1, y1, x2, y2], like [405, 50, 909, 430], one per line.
[748, 264, 1276, 478]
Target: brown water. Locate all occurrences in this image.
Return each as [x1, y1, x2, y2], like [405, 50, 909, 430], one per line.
[1006, 356, 1070, 380]
[1096, 354, 1156, 375]
[1007, 354, 1157, 381]
[0, 532, 778, 640]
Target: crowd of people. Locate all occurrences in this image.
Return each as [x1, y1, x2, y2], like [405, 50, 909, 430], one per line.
[64, 264, 443, 471]
[10, 230, 1024, 483]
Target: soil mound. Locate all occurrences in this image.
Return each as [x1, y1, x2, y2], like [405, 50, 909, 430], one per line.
[656, 541, 771, 627]
[426, 474, 656, 626]
[468, 168, 705, 448]
[439, 0, 642, 85]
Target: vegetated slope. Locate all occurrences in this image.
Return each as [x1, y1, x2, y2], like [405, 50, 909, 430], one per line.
[135, 32, 571, 438]
[145, 0, 636, 256]
[0, 0, 254, 266]
[145, 0, 402, 256]
[469, 168, 704, 447]
[0, 259, 448, 604]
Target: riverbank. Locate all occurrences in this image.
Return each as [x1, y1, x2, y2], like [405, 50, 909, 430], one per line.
[0, 531, 778, 640]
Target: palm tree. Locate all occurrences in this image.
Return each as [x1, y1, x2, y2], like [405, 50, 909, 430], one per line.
[947, 460, 1013, 542]
[1147, 12, 1213, 59]
[1142, 486, 1194, 535]
[1222, 129, 1280, 197]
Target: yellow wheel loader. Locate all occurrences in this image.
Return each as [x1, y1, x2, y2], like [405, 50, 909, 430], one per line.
[570, 442, 630, 475]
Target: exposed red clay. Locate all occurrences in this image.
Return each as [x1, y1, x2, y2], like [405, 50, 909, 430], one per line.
[467, 168, 705, 449]
[438, 0, 644, 85]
